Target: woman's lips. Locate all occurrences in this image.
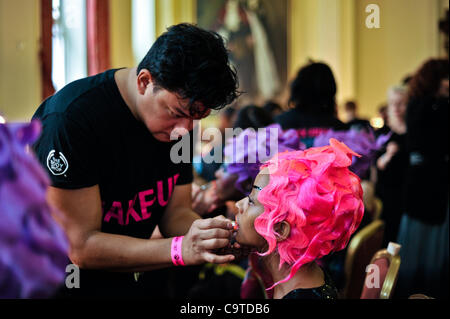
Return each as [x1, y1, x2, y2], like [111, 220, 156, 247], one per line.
[230, 220, 239, 245]
[232, 219, 239, 231]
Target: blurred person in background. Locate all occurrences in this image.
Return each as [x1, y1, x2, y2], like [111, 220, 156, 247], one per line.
[375, 85, 409, 246]
[232, 104, 274, 131]
[396, 58, 449, 299]
[343, 100, 372, 132]
[275, 62, 347, 148]
[375, 104, 390, 137]
[263, 100, 283, 120]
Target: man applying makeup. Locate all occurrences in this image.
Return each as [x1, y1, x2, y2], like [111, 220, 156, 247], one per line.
[32, 23, 239, 297]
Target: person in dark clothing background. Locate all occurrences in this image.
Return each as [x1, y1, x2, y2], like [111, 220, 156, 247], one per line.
[375, 85, 408, 246]
[263, 100, 283, 119]
[396, 58, 449, 299]
[275, 62, 347, 148]
[232, 104, 274, 131]
[343, 100, 372, 132]
[375, 104, 390, 138]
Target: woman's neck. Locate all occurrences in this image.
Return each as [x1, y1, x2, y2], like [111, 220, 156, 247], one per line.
[262, 254, 325, 299]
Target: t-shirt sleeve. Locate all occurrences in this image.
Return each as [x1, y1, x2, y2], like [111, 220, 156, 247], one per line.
[176, 161, 193, 185]
[33, 113, 99, 189]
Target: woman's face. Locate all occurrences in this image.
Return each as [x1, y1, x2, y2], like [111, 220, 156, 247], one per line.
[387, 91, 407, 123]
[233, 169, 270, 248]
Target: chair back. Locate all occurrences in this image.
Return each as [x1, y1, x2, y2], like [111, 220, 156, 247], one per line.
[360, 242, 401, 299]
[343, 220, 385, 298]
[372, 197, 383, 220]
[408, 294, 434, 299]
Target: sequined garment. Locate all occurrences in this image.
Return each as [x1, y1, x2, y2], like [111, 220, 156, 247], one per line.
[282, 271, 338, 300]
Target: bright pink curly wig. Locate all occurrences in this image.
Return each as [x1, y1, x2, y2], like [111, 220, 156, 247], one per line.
[255, 138, 364, 289]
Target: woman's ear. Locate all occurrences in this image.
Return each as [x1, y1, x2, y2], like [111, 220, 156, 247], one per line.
[274, 221, 290, 242]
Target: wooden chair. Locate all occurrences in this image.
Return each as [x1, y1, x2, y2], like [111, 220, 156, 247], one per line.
[343, 219, 385, 298]
[360, 242, 401, 299]
[372, 197, 383, 220]
[408, 294, 434, 299]
[360, 180, 382, 221]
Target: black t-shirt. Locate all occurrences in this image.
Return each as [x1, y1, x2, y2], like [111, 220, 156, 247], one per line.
[403, 96, 449, 224]
[32, 69, 193, 240]
[275, 108, 347, 148]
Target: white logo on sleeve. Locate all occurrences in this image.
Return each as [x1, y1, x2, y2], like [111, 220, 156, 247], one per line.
[47, 150, 69, 176]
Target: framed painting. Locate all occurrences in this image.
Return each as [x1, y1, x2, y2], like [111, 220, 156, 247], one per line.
[197, 0, 288, 105]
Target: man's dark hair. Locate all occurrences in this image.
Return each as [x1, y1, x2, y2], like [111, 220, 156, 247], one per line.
[289, 62, 337, 117]
[137, 23, 239, 117]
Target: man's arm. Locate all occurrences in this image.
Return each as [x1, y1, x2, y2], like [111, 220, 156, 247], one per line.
[47, 184, 235, 272]
[159, 183, 199, 237]
[47, 185, 174, 272]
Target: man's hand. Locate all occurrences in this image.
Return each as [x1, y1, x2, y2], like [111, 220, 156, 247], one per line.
[182, 215, 235, 265]
[160, 184, 240, 265]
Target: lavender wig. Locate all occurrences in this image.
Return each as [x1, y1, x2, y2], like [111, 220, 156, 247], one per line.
[0, 121, 68, 298]
[314, 128, 391, 178]
[223, 124, 304, 195]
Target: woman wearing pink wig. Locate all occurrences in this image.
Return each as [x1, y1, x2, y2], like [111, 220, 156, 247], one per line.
[234, 138, 364, 299]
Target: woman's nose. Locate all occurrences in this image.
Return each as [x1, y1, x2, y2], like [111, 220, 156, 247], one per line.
[234, 199, 243, 215]
[235, 197, 248, 215]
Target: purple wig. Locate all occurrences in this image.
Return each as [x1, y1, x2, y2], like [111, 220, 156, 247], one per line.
[0, 121, 68, 298]
[313, 128, 391, 178]
[223, 124, 304, 195]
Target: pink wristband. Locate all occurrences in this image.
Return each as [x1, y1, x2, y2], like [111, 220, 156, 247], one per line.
[171, 236, 185, 266]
